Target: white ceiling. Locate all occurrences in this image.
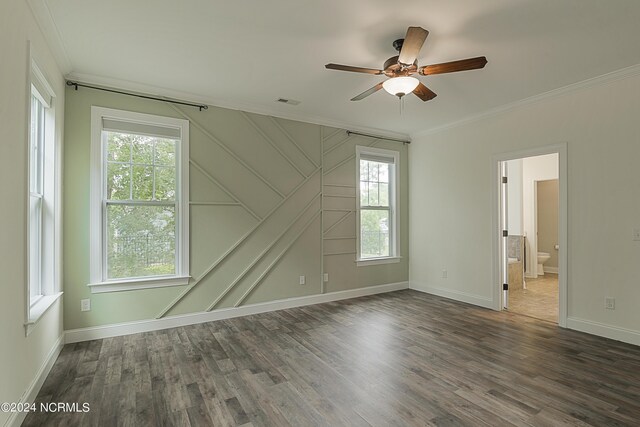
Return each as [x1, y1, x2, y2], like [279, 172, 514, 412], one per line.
[38, 0, 640, 136]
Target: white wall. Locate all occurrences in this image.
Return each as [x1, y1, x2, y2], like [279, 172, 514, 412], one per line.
[506, 159, 523, 235]
[409, 69, 640, 345]
[0, 2, 65, 426]
[522, 154, 558, 276]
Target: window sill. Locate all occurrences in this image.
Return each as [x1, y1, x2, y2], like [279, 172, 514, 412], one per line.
[356, 256, 402, 267]
[88, 275, 190, 293]
[25, 292, 63, 336]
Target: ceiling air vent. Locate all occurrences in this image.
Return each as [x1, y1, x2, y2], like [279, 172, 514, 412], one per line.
[276, 98, 300, 106]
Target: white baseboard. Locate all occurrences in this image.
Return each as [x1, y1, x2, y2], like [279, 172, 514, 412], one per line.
[566, 317, 640, 347]
[542, 266, 558, 274]
[6, 334, 64, 427]
[65, 282, 409, 343]
[409, 281, 494, 309]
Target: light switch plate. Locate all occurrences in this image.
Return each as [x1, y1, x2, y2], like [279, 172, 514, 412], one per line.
[299, 275, 306, 285]
[323, 273, 329, 282]
[633, 229, 640, 241]
[81, 299, 91, 312]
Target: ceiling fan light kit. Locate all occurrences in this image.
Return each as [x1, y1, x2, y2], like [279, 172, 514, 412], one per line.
[382, 76, 419, 98]
[325, 26, 487, 104]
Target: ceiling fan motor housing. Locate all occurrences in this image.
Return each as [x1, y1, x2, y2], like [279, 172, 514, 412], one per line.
[384, 55, 401, 71]
[384, 56, 418, 75]
[392, 38, 404, 52]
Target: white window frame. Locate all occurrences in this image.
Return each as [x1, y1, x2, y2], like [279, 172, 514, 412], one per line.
[356, 146, 401, 266]
[29, 91, 45, 306]
[89, 107, 190, 293]
[26, 57, 63, 335]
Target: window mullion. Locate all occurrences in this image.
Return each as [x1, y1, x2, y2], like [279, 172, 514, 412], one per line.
[105, 200, 174, 207]
[360, 205, 389, 210]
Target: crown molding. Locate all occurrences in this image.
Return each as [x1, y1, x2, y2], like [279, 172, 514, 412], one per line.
[27, 0, 73, 74]
[411, 63, 640, 139]
[66, 72, 411, 141]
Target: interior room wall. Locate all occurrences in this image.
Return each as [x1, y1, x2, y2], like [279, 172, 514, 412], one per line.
[63, 87, 408, 331]
[522, 154, 559, 276]
[0, 2, 65, 426]
[537, 179, 559, 271]
[506, 159, 523, 235]
[409, 70, 640, 345]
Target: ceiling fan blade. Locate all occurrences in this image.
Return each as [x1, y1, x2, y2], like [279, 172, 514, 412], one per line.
[351, 82, 384, 101]
[325, 63, 383, 75]
[398, 27, 429, 66]
[418, 56, 488, 75]
[413, 82, 437, 102]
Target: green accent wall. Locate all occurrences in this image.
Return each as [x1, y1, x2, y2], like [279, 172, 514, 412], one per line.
[63, 87, 409, 330]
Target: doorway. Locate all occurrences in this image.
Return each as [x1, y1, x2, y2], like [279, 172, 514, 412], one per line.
[493, 145, 567, 326]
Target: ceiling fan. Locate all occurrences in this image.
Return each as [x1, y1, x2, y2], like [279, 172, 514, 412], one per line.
[325, 26, 487, 102]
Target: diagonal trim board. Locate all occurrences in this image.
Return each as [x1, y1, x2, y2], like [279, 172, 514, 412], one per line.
[205, 193, 321, 311]
[323, 134, 354, 156]
[233, 210, 322, 307]
[269, 117, 320, 169]
[323, 210, 353, 236]
[170, 104, 286, 198]
[65, 282, 409, 344]
[240, 112, 308, 179]
[156, 169, 321, 318]
[190, 159, 262, 220]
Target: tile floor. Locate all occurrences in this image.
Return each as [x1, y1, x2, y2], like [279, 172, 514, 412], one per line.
[509, 273, 558, 323]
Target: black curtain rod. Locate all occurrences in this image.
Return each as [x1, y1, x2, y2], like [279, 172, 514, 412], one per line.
[66, 81, 208, 111]
[346, 130, 410, 144]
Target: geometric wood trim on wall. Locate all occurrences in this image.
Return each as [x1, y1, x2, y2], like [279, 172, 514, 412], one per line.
[158, 106, 325, 318]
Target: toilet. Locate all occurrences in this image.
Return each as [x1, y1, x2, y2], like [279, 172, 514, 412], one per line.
[537, 252, 551, 275]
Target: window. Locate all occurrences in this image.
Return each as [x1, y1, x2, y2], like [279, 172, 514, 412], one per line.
[29, 86, 46, 306]
[27, 59, 62, 332]
[356, 146, 400, 265]
[90, 107, 190, 293]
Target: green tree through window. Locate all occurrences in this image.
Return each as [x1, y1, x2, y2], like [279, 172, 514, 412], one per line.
[105, 132, 177, 279]
[360, 159, 391, 258]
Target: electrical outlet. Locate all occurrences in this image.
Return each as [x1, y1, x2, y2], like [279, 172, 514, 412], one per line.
[81, 299, 91, 312]
[605, 297, 615, 310]
[442, 269, 448, 279]
[299, 275, 306, 285]
[633, 228, 640, 241]
[323, 273, 329, 282]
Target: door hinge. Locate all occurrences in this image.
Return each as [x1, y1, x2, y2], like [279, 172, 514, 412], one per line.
[503, 283, 509, 290]
[502, 230, 508, 237]
[502, 176, 508, 184]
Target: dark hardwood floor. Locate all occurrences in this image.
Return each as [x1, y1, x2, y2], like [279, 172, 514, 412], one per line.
[24, 290, 640, 426]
